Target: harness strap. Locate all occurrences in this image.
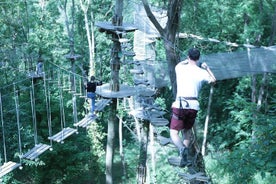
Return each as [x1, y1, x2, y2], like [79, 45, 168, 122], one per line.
[179, 97, 190, 109]
[174, 97, 197, 120]
[179, 97, 198, 100]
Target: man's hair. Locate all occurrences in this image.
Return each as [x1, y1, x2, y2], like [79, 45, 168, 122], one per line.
[90, 76, 95, 81]
[188, 48, 200, 61]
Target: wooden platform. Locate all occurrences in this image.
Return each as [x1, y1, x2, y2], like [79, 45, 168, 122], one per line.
[64, 53, 81, 60]
[150, 118, 169, 126]
[168, 156, 191, 167]
[130, 68, 144, 74]
[22, 143, 51, 160]
[74, 115, 97, 128]
[129, 107, 165, 120]
[96, 83, 137, 98]
[48, 127, 77, 143]
[119, 38, 130, 43]
[178, 172, 210, 182]
[0, 161, 21, 178]
[123, 60, 140, 66]
[136, 88, 155, 97]
[134, 78, 149, 86]
[94, 99, 111, 111]
[27, 72, 44, 79]
[96, 22, 137, 34]
[122, 51, 136, 57]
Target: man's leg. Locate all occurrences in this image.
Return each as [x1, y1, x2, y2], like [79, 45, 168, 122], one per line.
[182, 129, 192, 148]
[91, 97, 95, 113]
[170, 129, 188, 166]
[170, 129, 185, 151]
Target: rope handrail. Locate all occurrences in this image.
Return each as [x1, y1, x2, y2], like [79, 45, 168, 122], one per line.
[0, 92, 7, 163]
[13, 83, 22, 163]
[30, 79, 38, 145]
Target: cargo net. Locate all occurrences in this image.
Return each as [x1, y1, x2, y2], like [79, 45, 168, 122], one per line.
[201, 46, 276, 80]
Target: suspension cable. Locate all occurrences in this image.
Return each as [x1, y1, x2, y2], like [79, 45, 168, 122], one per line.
[0, 92, 7, 163]
[13, 83, 23, 163]
[30, 79, 38, 145]
[58, 70, 66, 131]
[43, 72, 53, 146]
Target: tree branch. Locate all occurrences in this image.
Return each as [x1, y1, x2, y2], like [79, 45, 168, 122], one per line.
[141, 0, 165, 36]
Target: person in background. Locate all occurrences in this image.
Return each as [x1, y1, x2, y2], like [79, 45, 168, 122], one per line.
[85, 76, 102, 116]
[36, 59, 44, 76]
[170, 48, 216, 167]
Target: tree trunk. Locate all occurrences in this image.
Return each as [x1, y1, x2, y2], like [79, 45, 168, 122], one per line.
[106, 99, 117, 184]
[60, 0, 78, 125]
[105, 1, 123, 183]
[118, 115, 127, 180]
[80, 0, 95, 76]
[149, 124, 156, 183]
[164, 42, 178, 97]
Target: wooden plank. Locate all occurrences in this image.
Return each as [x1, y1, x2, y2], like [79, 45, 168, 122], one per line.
[95, 22, 137, 33]
[22, 143, 51, 160]
[96, 84, 137, 98]
[168, 156, 191, 167]
[178, 172, 209, 182]
[27, 72, 44, 79]
[74, 115, 97, 128]
[48, 127, 77, 143]
[130, 69, 144, 74]
[94, 99, 111, 112]
[0, 161, 21, 178]
[150, 117, 169, 126]
[157, 135, 172, 146]
[134, 79, 149, 86]
[122, 51, 136, 57]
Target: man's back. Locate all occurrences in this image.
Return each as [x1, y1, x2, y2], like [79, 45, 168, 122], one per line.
[175, 61, 210, 98]
[86, 82, 97, 93]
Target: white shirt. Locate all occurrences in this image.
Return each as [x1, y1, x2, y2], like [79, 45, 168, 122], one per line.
[172, 60, 212, 110]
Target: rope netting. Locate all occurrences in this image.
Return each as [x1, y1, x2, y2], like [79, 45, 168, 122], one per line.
[202, 46, 276, 80]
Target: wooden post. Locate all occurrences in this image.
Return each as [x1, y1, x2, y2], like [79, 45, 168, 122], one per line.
[201, 85, 214, 156]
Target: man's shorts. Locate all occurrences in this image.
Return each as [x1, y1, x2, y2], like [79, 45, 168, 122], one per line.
[170, 107, 198, 130]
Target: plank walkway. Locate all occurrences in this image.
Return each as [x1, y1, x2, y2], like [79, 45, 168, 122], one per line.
[178, 172, 210, 182]
[48, 127, 77, 143]
[150, 117, 169, 126]
[22, 143, 51, 160]
[94, 99, 111, 111]
[74, 115, 97, 128]
[0, 161, 21, 178]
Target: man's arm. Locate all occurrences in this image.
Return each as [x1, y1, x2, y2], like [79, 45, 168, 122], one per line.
[201, 62, 216, 83]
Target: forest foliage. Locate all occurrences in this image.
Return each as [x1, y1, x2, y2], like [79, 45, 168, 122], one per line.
[0, 0, 275, 184]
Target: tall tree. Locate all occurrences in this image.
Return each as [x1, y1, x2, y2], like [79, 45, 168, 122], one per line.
[105, 0, 123, 183]
[141, 0, 183, 97]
